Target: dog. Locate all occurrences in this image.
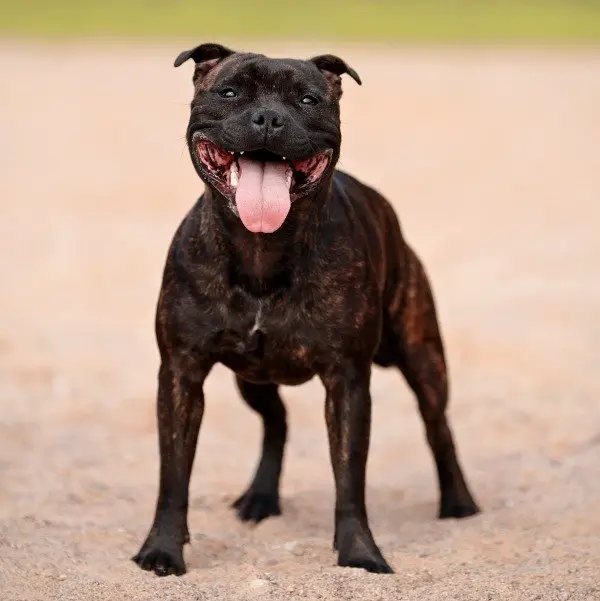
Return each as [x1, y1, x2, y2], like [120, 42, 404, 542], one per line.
[132, 42, 480, 577]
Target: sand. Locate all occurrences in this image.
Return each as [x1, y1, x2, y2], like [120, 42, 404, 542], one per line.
[0, 41, 599, 600]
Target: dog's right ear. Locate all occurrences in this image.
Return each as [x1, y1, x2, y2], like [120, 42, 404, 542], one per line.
[174, 43, 236, 86]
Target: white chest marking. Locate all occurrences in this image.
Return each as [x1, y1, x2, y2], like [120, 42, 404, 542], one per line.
[250, 302, 263, 335]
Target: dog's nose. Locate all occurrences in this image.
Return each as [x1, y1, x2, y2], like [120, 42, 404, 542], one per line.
[251, 109, 285, 131]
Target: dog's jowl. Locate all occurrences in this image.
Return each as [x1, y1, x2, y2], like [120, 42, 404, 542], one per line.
[132, 43, 480, 577]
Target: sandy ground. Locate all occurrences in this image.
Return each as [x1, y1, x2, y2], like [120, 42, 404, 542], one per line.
[0, 41, 599, 600]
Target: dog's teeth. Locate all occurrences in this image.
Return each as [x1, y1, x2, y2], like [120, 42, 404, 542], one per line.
[282, 156, 287, 160]
[240, 151, 244, 155]
[230, 167, 239, 187]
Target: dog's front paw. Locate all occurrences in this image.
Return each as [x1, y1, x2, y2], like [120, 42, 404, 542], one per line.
[132, 538, 186, 577]
[336, 522, 394, 574]
[337, 546, 394, 574]
[232, 490, 281, 523]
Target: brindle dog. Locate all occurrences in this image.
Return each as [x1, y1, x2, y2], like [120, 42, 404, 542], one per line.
[132, 43, 480, 577]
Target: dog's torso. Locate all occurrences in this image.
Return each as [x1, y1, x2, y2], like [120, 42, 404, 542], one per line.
[157, 170, 409, 385]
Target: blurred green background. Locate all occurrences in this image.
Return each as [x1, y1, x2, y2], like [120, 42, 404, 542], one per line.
[1, 0, 600, 43]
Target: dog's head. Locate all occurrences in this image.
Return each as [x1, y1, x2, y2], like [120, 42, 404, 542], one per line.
[175, 43, 361, 233]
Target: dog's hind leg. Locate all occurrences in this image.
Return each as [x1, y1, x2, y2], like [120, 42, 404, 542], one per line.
[232, 376, 287, 523]
[382, 247, 480, 519]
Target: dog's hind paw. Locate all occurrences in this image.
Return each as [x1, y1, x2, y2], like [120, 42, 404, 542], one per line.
[439, 498, 480, 519]
[232, 490, 281, 524]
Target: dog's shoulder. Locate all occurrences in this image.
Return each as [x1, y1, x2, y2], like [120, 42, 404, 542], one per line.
[156, 195, 216, 295]
[331, 169, 404, 237]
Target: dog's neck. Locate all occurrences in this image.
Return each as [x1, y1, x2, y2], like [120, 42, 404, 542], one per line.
[202, 182, 333, 295]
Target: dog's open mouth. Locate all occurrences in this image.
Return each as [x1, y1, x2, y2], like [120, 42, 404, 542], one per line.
[194, 137, 331, 233]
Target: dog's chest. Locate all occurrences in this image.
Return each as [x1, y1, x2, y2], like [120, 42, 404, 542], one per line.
[212, 296, 316, 384]
[248, 300, 264, 336]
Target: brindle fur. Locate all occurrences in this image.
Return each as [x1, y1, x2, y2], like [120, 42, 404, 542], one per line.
[132, 43, 480, 577]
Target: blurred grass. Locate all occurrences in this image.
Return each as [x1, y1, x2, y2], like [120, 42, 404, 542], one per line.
[1, 1, 600, 43]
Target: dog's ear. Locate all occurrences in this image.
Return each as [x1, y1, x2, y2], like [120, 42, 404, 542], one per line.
[309, 54, 361, 100]
[174, 43, 236, 87]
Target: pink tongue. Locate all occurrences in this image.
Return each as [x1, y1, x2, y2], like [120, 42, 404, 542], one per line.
[235, 157, 291, 233]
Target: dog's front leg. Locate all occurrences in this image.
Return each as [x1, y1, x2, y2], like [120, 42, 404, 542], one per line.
[321, 361, 393, 574]
[133, 359, 211, 577]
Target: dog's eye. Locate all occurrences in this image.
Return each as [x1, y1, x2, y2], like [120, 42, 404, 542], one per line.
[219, 88, 237, 99]
[300, 94, 319, 106]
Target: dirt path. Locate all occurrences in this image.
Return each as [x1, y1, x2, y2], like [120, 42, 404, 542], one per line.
[0, 42, 599, 600]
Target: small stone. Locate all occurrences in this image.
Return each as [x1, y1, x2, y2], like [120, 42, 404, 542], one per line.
[284, 540, 304, 556]
[58, 574, 67, 581]
[250, 579, 268, 588]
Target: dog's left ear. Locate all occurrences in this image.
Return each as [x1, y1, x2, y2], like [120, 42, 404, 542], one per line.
[310, 54, 361, 99]
[174, 43, 236, 86]
[310, 55, 362, 85]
